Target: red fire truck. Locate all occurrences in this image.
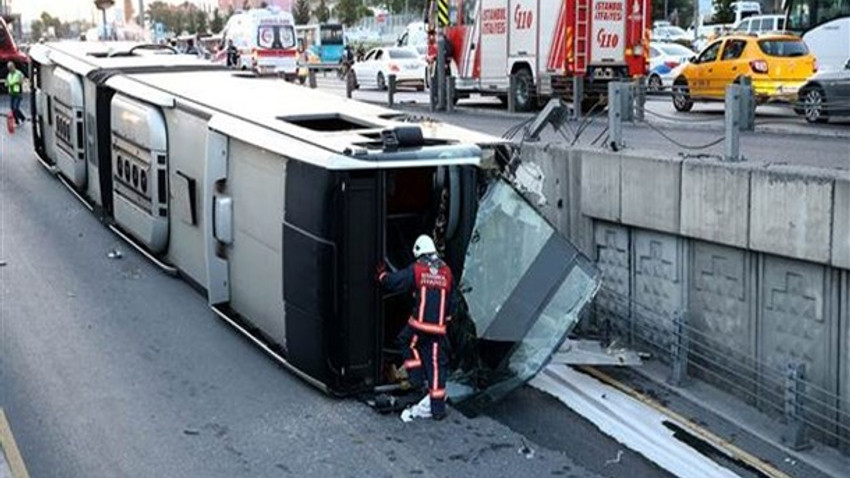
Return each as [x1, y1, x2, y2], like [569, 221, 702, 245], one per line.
[433, 0, 651, 111]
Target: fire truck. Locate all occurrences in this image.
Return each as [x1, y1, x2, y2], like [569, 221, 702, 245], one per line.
[432, 0, 651, 111]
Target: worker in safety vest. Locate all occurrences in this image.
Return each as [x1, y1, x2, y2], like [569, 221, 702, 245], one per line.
[6, 62, 25, 125]
[378, 235, 454, 421]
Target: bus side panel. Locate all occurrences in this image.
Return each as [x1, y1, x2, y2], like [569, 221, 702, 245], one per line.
[111, 95, 169, 254]
[163, 108, 209, 288]
[227, 138, 286, 347]
[52, 68, 86, 188]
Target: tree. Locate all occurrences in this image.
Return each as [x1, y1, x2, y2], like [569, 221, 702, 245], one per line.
[30, 19, 45, 41]
[195, 10, 208, 34]
[336, 0, 363, 26]
[314, 0, 330, 23]
[712, 0, 735, 24]
[293, 0, 311, 24]
[210, 9, 224, 33]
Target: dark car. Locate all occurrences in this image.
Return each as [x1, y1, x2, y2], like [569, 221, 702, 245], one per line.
[797, 58, 850, 123]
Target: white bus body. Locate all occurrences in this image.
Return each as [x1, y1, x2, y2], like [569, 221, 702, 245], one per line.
[28, 41, 600, 405]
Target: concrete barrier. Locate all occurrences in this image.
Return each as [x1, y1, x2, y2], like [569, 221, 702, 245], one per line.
[680, 160, 750, 249]
[518, 142, 850, 448]
[833, 175, 850, 270]
[620, 153, 681, 234]
[750, 167, 835, 264]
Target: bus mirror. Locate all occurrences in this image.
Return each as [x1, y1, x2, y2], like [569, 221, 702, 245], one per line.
[845, 59, 850, 70]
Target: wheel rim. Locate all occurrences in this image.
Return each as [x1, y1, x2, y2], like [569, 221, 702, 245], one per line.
[378, 73, 385, 89]
[803, 89, 823, 121]
[649, 76, 661, 91]
[516, 78, 530, 106]
[673, 84, 689, 108]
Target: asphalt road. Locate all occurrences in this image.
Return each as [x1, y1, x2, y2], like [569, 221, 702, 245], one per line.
[315, 76, 850, 170]
[0, 124, 677, 477]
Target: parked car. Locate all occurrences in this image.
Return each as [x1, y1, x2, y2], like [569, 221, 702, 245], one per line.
[653, 25, 692, 47]
[672, 33, 816, 112]
[795, 58, 850, 123]
[647, 41, 696, 91]
[350, 47, 426, 91]
[732, 14, 787, 34]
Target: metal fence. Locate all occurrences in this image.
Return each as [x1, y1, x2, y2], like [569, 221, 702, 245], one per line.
[592, 285, 850, 453]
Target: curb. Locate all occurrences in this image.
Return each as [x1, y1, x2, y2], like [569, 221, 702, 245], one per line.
[0, 409, 30, 478]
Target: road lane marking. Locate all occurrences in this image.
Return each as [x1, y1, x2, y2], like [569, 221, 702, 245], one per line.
[579, 366, 793, 478]
[0, 409, 30, 478]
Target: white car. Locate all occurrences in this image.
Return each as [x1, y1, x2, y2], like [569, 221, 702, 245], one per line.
[647, 42, 696, 92]
[350, 47, 426, 91]
[653, 25, 692, 45]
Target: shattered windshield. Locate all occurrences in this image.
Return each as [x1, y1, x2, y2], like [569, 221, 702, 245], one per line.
[449, 180, 600, 410]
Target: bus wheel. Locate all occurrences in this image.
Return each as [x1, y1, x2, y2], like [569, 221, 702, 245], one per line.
[512, 68, 535, 112]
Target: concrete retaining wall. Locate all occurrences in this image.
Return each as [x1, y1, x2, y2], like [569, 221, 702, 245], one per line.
[519, 144, 850, 443]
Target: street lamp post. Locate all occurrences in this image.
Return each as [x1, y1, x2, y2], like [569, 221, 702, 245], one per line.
[94, 0, 116, 40]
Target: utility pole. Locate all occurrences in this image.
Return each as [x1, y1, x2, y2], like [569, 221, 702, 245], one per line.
[138, 0, 145, 29]
[94, 0, 116, 40]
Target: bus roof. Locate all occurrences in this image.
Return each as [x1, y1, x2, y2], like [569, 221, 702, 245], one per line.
[110, 69, 499, 170]
[30, 42, 221, 76]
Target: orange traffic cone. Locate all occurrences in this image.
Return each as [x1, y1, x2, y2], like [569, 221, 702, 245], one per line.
[6, 112, 14, 134]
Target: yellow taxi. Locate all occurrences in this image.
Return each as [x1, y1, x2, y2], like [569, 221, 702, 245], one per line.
[672, 33, 816, 112]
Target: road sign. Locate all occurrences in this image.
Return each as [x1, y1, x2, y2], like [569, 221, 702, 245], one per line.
[94, 0, 115, 9]
[437, 0, 449, 27]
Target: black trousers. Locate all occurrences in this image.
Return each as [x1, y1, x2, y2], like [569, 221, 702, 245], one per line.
[398, 324, 448, 415]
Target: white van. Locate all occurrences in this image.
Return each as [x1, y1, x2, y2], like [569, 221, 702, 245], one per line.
[733, 14, 786, 34]
[220, 7, 298, 77]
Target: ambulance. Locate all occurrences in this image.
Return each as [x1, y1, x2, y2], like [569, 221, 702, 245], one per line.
[218, 6, 298, 78]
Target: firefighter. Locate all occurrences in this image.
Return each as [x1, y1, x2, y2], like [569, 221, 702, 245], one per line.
[377, 235, 454, 421]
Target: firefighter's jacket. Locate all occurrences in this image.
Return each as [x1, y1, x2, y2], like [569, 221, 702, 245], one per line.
[380, 255, 455, 335]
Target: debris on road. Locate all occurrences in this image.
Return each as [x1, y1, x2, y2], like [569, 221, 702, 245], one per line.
[183, 428, 200, 436]
[0, 260, 6, 267]
[518, 438, 535, 459]
[107, 249, 123, 259]
[604, 450, 623, 466]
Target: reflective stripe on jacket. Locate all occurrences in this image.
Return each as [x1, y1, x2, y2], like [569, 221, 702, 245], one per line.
[6, 70, 23, 95]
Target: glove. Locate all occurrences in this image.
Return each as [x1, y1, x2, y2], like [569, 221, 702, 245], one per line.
[376, 262, 387, 283]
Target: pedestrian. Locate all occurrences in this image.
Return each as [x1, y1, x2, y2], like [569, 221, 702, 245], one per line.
[440, 32, 453, 77]
[184, 38, 199, 56]
[226, 39, 239, 68]
[6, 62, 25, 126]
[377, 235, 454, 421]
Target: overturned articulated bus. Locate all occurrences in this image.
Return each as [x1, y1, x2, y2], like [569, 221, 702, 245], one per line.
[29, 41, 601, 411]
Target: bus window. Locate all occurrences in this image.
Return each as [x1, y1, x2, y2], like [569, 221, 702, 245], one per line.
[320, 25, 344, 45]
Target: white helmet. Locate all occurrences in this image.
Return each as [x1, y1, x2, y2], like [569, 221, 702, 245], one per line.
[413, 235, 437, 257]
